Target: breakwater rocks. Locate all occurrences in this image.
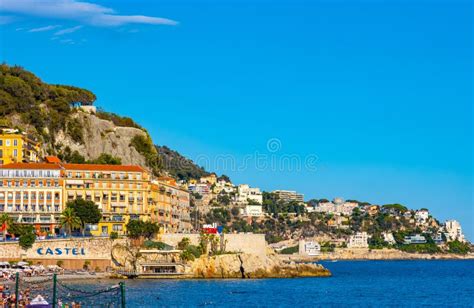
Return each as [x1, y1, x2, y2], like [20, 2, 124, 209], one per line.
[189, 253, 331, 278]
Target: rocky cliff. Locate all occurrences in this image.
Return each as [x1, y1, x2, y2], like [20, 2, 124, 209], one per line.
[56, 111, 149, 166]
[189, 253, 331, 278]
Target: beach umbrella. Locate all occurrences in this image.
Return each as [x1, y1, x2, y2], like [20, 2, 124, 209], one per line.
[27, 295, 51, 308]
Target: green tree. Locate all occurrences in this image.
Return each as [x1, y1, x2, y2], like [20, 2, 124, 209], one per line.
[90, 153, 122, 165]
[217, 193, 231, 206]
[448, 240, 471, 255]
[60, 208, 81, 236]
[8, 224, 36, 250]
[66, 199, 102, 235]
[177, 237, 191, 250]
[19, 230, 36, 250]
[126, 220, 160, 240]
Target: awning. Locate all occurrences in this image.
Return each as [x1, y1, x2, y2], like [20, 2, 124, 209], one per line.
[67, 191, 74, 196]
[86, 191, 92, 196]
[66, 180, 84, 185]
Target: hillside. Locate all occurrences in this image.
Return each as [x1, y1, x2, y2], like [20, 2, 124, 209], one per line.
[0, 64, 205, 178]
[156, 145, 210, 181]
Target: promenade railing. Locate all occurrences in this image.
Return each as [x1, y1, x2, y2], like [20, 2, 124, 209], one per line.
[13, 272, 126, 307]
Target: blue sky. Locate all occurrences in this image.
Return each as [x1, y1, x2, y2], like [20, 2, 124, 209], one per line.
[1, 0, 472, 238]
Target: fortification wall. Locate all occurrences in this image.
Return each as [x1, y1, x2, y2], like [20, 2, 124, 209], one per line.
[158, 233, 267, 256]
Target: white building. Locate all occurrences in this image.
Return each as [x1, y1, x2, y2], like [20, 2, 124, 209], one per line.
[305, 204, 317, 213]
[299, 240, 321, 256]
[404, 234, 427, 244]
[188, 183, 210, 195]
[213, 180, 236, 194]
[314, 198, 357, 216]
[272, 190, 304, 204]
[414, 209, 429, 223]
[382, 232, 396, 245]
[445, 220, 465, 242]
[240, 205, 264, 217]
[336, 201, 358, 216]
[348, 232, 369, 248]
[235, 184, 262, 205]
[315, 201, 336, 214]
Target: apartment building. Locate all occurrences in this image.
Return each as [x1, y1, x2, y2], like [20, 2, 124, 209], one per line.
[62, 163, 151, 236]
[0, 163, 63, 235]
[272, 190, 304, 204]
[0, 129, 40, 165]
[150, 177, 192, 234]
[348, 232, 369, 248]
[445, 220, 465, 242]
[235, 184, 263, 205]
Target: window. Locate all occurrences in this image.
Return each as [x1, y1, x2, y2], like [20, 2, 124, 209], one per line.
[13, 139, 18, 146]
[13, 149, 17, 157]
[0, 150, 2, 157]
[0, 139, 2, 146]
[5, 140, 10, 146]
[113, 224, 123, 231]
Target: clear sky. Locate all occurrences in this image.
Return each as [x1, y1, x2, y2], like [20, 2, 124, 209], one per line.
[1, 0, 472, 238]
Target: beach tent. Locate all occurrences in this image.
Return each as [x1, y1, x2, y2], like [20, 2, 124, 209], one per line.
[27, 295, 51, 308]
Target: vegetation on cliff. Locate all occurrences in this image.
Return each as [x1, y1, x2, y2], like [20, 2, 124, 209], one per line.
[0, 64, 95, 143]
[156, 145, 210, 181]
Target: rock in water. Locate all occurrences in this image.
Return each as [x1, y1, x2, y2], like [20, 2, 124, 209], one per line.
[189, 253, 331, 278]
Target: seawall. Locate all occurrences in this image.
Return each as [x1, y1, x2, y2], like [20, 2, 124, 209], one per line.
[284, 248, 474, 261]
[158, 233, 267, 257]
[0, 238, 125, 270]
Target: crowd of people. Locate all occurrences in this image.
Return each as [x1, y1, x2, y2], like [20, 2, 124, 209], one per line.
[0, 284, 34, 307]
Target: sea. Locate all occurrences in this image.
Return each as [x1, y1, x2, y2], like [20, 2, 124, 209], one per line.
[90, 260, 474, 307]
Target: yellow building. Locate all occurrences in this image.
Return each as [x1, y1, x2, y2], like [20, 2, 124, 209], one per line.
[150, 177, 192, 234]
[0, 129, 41, 165]
[63, 163, 151, 236]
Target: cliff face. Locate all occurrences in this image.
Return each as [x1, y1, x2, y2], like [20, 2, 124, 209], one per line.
[189, 253, 331, 278]
[56, 111, 148, 166]
[8, 109, 149, 167]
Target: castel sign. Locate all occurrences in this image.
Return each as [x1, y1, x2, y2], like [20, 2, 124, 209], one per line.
[36, 247, 86, 256]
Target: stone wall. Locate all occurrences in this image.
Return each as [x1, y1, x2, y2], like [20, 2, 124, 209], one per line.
[0, 238, 120, 270]
[224, 234, 266, 257]
[158, 233, 267, 257]
[157, 234, 201, 247]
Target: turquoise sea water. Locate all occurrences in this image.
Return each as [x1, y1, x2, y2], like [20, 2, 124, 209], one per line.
[94, 260, 474, 307]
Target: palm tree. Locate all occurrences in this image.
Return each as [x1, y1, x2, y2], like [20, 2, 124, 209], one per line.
[0, 214, 13, 241]
[60, 208, 81, 237]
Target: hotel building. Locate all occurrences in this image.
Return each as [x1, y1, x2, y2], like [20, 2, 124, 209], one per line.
[62, 163, 151, 236]
[0, 157, 192, 236]
[0, 163, 63, 235]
